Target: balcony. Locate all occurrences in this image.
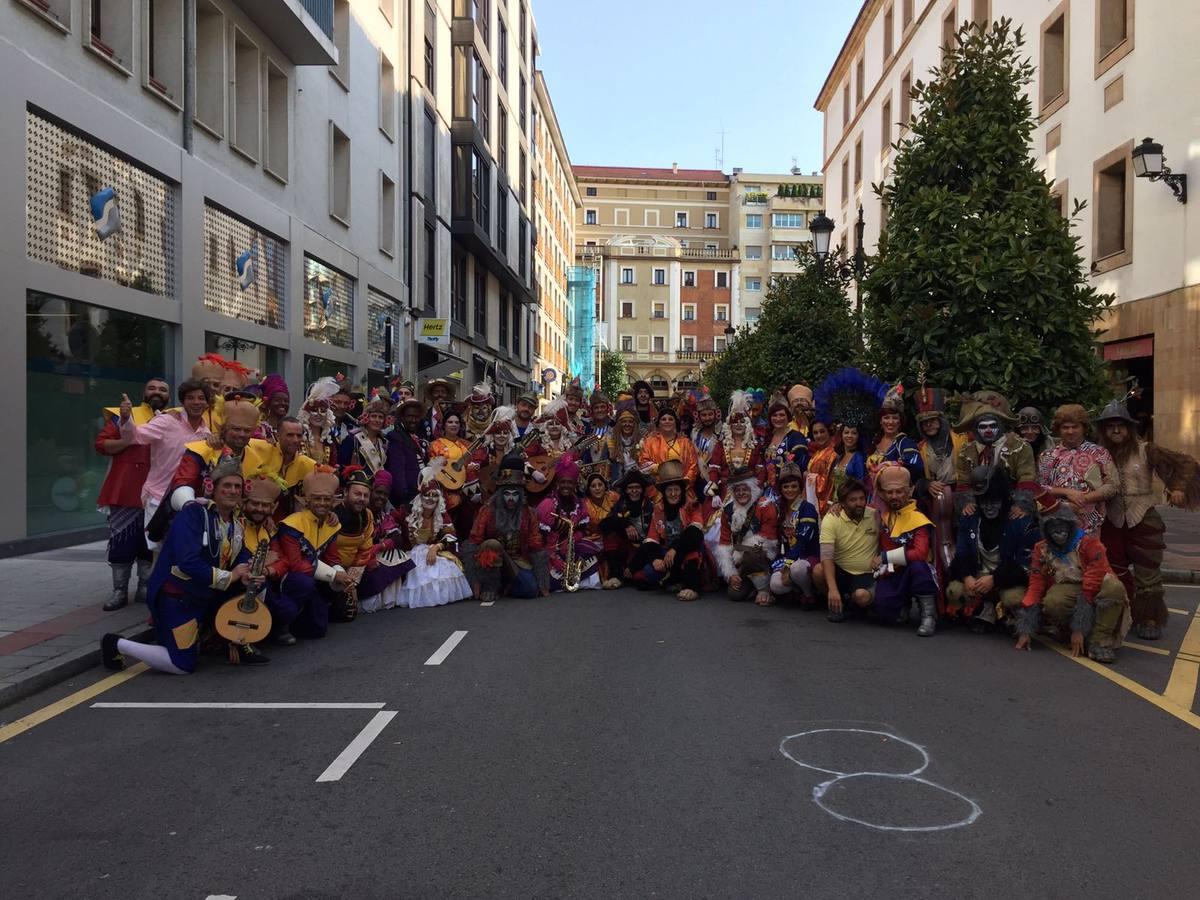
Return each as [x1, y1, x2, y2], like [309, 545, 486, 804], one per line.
[234, 0, 337, 65]
[680, 246, 739, 261]
[676, 350, 720, 361]
[742, 192, 769, 205]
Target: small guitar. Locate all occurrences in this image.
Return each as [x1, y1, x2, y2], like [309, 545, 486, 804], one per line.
[435, 412, 496, 491]
[524, 454, 557, 494]
[215, 539, 273, 660]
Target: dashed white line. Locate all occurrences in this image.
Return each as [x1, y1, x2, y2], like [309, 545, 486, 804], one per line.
[424, 630, 468, 666]
[315, 710, 398, 783]
[480, 600, 495, 607]
[91, 702, 386, 710]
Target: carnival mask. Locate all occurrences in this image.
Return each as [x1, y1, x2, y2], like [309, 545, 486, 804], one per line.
[979, 499, 1003, 521]
[1044, 517, 1075, 551]
[421, 491, 439, 510]
[976, 416, 1003, 446]
[501, 488, 522, 510]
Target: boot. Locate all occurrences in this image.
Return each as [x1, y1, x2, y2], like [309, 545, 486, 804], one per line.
[133, 558, 152, 604]
[103, 563, 132, 611]
[916, 594, 937, 637]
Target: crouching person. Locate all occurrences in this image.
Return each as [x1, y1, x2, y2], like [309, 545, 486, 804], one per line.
[1014, 499, 1129, 663]
[630, 460, 708, 601]
[945, 467, 1038, 632]
[463, 454, 549, 602]
[820, 478, 879, 623]
[875, 466, 940, 637]
[770, 464, 822, 606]
[715, 468, 779, 606]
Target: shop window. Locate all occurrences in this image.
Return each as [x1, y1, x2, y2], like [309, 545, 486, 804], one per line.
[203, 201, 287, 328]
[304, 255, 355, 348]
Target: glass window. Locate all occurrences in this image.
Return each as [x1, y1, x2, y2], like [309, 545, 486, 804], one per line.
[26, 292, 171, 536]
[745, 245, 762, 259]
[205, 332, 284, 377]
[499, 292, 509, 346]
[304, 354, 351, 390]
[366, 288, 402, 372]
[772, 213, 806, 228]
[771, 245, 798, 260]
[745, 306, 761, 322]
[474, 270, 487, 335]
[303, 255, 355, 349]
[746, 277, 762, 291]
[746, 214, 763, 228]
[204, 202, 287, 329]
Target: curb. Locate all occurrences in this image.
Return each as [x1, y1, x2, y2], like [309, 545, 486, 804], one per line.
[1163, 569, 1198, 585]
[0, 622, 154, 710]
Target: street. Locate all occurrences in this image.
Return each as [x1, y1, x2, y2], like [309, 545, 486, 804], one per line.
[4, 586, 1200, 899]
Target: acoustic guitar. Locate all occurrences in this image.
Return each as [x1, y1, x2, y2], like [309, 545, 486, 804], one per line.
[435, 434, 486, 491]
[215, 539, 273, 659]
[524, 454, 557, 494]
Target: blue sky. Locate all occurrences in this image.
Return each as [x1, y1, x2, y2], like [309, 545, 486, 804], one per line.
[534, 0, 862, 175]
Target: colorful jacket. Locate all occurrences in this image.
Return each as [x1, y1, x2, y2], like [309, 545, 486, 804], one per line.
[1021, 532, 1113, 607]
[94, 414, 152, 509]
[147, 501, 250, 611]
[267, 510, 344, 581]
[879, 500, 933, 568]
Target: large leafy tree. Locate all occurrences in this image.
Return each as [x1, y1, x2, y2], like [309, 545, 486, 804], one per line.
[598, 348, 628, 399]
[703, 251, 863, 407]
[864, 20, 1112, 410]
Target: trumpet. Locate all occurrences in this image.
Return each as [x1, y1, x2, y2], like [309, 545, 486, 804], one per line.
[555, 513, 581, 592]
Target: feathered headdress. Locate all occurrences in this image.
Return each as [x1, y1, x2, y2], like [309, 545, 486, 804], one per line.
[537, 395, 570, 425]
[417, 455, 447, 491]
[303, 376, 341, 409]
[470, 378, 495, 404]
[814, 368, 889, 432]
[728, 390, 751, 420]
[488, 405, 517, 435]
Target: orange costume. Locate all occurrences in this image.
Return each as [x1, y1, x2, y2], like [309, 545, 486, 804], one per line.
[638, 433, 699, 485]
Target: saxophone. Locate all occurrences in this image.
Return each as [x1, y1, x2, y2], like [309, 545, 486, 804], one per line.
[557, 513, 581, 592]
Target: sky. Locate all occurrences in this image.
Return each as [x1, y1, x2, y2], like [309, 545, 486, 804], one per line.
[533, 0, 863, 175]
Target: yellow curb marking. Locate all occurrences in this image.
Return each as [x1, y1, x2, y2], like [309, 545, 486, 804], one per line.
[0, 663, 147, 744]
[1122, 640, 1172, 657]
[1164, 608, 1200, 711]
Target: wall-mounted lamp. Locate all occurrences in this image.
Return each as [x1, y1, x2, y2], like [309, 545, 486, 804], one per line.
[1131, 137, 1187, 204]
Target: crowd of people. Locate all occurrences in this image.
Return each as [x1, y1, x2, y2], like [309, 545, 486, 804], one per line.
[94, 352, 1200, 674]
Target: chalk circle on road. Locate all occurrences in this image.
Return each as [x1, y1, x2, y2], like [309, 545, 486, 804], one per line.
[779, 728, 981, 833]
[779, 728, 930, 777]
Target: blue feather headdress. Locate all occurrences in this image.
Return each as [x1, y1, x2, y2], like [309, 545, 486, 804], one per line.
[814, 368, 891, 433]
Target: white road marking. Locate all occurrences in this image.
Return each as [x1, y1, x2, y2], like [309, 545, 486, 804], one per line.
[91, 702, 386, 709]
[480, 600, 495, 607]
[315, 710, 398, 783]
[205, 895, 237, 899]
[1170, 607, 1189, 615]
[425, 630, 468, 665]
[1122, 640, 1172, 657]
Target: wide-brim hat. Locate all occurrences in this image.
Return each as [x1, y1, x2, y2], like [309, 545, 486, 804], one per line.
[617, 468, 648, 489]
[496, 452, 527, 488]
[423, 378, 454, 400]
[1094, 400, 1137, 425]
[728, 467, 758, 488]
[396, 398, 425, 418]
[954, 390, 1017, 430]
[656, 459, 688, 486]
[777, 462, 804, 485]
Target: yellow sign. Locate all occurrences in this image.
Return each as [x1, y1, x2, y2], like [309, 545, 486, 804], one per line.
[416, 318, 450, 346]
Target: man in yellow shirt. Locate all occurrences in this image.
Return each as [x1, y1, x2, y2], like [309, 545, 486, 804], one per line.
[820, 478, 880, 623]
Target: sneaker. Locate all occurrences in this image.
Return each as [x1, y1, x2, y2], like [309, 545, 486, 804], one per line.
[100, 633, 125, 671]
[273, 632, 297, 647]
[676, 589, 699, 602]
[1135, 622, 1162, 641]
[1087, 644, 1116, 664]
[235, 644, 271, 666]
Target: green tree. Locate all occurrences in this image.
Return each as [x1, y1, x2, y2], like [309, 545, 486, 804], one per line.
[703, 250, 863, 407]
[599, 348, 628, 399]
[864, 20, 1112, 410]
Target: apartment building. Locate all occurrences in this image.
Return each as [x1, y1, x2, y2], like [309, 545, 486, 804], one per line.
[4, 0, 422, 545]
[815, 1, 1200, 454]
[531, 69, 579, 400]
[447, 0, 537, 404]
[572, 165, 739, 396]
[729, 168, 824, 327]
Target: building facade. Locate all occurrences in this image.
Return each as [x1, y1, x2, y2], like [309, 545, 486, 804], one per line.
[531, 69, 579, 400]
[815, 0, 1200, 454]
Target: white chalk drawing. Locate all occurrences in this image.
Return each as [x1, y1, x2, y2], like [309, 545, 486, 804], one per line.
[779, 728, 982, 833]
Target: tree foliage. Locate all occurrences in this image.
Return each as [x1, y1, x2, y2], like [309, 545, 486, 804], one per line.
[703, 251, 863, 408]
[863, 20, 1112, 410]
[599, 348, 628, 399]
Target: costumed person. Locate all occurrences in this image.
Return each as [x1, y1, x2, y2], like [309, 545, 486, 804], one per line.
[100, 459, 267, 674]
[464, 379, 497, 441]
[470, 405, 518, 505]
[631, 380, 658, 426]
[513, 390, 539, 439]
[97, 378, 170, 610]
[463, 454, 549, 601]
[945, 467, 1039, 631]
[382, 458, 472, 609]
[527, 396, 577, 459]
[770, 462, 822, 605]
[867, 384, 923, 496]
[429, 408, 475, 537]
[357, 470, 417, 614]
[599, 470, 654, 586]
[747, 388, 769, 443]
[709, 391, 760, 499]
[537, 456, 602, 591]
[1097, 400, 1200, 640]
[715, 468, 779, 606]
[603, 400, 645, 485]
[299, 377, 342, 465]
[1036, 403, 1117, 534]
[914, 383, 965, 575]
[629, 460, 708, 602]
[385, 397, 430, 508]
[421, 378, 455, 441]
[820, 478, 880, 623]
[328, 467, 379, 622]
[814, 368, 883, 499]
[690, 395, 722, 500]
[804, 420, 839, 515]
[255, 374, 290, 443]
[788, 383, 815, 436]
[265, 466, 354, 640]
[589, 390, 613, 439]
[638, 407, 699, 486]
[191, 352, 227, 397]
[582, 471, 620, 588]
[564, 380, 588, 434]
[1017, 407, 1055, 460]
[762, 394, 808, 496]
[874, 466, 939, 637]
[1015, 498, 1129, 664]
[217, 357, 255, 400]
[954, 390, 1038, 517]
[329, 379, 360, 457]
[270, 417, 317, 519]
[339, 398, 390, 478]
[238, 470, 285, 640]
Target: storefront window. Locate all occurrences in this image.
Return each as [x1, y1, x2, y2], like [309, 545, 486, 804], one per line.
[26, 292, 171, 536]
[205, 333, 284, 381]
[304, 355, 353, 392]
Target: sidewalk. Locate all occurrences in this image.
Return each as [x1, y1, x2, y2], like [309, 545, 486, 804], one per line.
[0, 541, 152, 709]
[1159, 507, 1200, 582]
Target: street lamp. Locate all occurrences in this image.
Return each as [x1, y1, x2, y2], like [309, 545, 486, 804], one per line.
[1131, 137, 1187, 204]
[809, 210, 835, 272]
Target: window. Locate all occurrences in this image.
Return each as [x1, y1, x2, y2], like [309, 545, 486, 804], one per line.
[1040, 4, 1069, 118]
[145, 0, 184, 103]
[652, 336, 665, 352]
[475, 52, 490, 139]
[499, 291, 509, 346]
[519, 2, 527, 53]
[498, 18, 508, 84]
[746, 277, 762, 292]
[621, 335, 633, 351]
[744, 245, 763, 259]
[653, 268, 666, 285]
[86, 0, 135, 71]
[652, 302, 666, 319]
[705, 212, 719, 229]
[715, 271, 728, 288]
[771, 245, 797, 261]
[942, 7, 956, 62]
[452, 252, 468, 325]
[842, 82, 851, 128]
[519, 75, 527, 130]
[474, 270, 487, 334]
[1096, 0, 1133, 77]
[841, 157, 850, 205]
[713, 336, 727, 351]
[900, 66, 913, 128]
[855, 56, 865, 107]
[586, 187, 597, 196]
[880, 94, 893, 156]
[883, 4, 894, 60]
[744, 306, 761, 322]
[518, 218, 527, 278]
[229, 29, 261, 160]
[424, 3, 436, 89]
[424, 109, 437, 203]
[676, 211, 689, 228]
[705, 242, 718, 250]
[497, 105, 508, 169]
[265, 62, 289, 181]
[772, 213, 805, 228]
[497, 189, 508, 257]
[707, 191, 718, 201]
[682, 335, 696, 351]
[620, 300, 634, 318]
[331, 0, 350, 88]
[746, 214, 763, 228]
[519, 149, 527, 203]
[1050, 180, 1069, 219]
[714, 304, 728, 322]
[683, 271, 696, 287]
[512, 300, 522, 356]
[621, 267, 634, 284]
[380, 172, 396, 256]
[614, 209, 630, 226]
[329, 122, 351, 224]
[585, 209, 597, 225]
[423, 224, 437, 311]
[645, 209, 660, 227]
[682, 304, 696, 321]
[903, 0, 913, 29]
[1093, 141, 1133, 272]
[854, 136, 863, 188]
[376, 53, 397, 141]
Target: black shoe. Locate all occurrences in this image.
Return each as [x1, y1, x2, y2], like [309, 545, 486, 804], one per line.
[235, 644, 271, 665]
[273, 632, 297, 647]
[100, 633, 126, 671]
[1135, 622, 1162, 640]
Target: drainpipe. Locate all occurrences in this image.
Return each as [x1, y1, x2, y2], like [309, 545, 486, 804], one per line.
[183, 0, 195, 154]
[403, 0, 415, 378]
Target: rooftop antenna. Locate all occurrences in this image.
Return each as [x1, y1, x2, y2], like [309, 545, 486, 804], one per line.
[790, 155, 802, 176]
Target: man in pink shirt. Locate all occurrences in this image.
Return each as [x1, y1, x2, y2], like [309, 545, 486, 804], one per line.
[120, 379, 214, 546]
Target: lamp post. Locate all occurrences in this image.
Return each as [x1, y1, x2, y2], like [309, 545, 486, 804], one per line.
[809, 210, 835, 273]
[807, 207, 867, 337]
[1131, 137, 1188, 204]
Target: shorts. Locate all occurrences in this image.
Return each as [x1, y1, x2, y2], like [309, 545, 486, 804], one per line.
[835, 567, 875, 600]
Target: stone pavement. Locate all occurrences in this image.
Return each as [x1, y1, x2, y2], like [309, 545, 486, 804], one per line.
[0, 541, 151, 708]
[1159, 506, 1200, 580]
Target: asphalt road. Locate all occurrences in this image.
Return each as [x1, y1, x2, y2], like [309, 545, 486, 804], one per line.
[3, 585, 1200, 899]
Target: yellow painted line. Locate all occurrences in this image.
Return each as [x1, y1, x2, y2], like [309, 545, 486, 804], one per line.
[1034, 636, 1200, 732]
[1164, 609, 1200, 710]
[0, 663, 147, 745]
[1169, 608, 1189, 615]
[1177, 652, 1200, 665]
[1122, 640, 1172, 657]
